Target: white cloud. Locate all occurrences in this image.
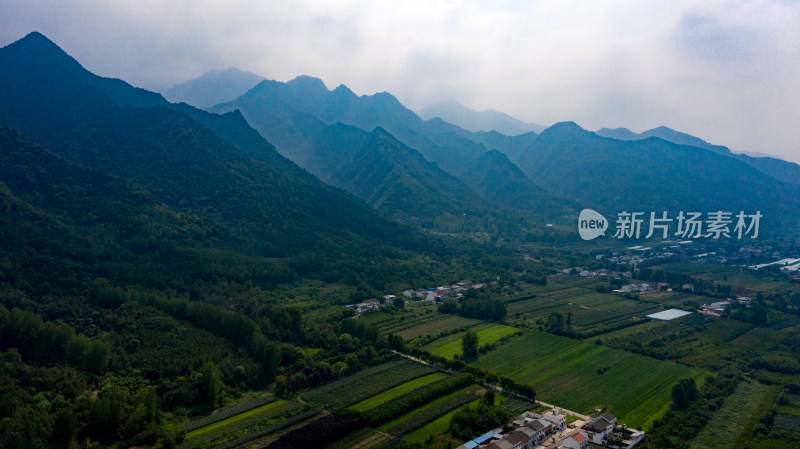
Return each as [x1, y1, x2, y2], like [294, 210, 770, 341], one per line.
[1, 0, 798, 161]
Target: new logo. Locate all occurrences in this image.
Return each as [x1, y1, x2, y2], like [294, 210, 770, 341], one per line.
[578, 209, 608, 240]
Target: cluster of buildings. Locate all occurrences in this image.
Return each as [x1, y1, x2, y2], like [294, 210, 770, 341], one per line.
[351, 295, 397, 314]
[565, 268, 632, 280]
[456, 409, 566, 449]
[402, 280, 489, 302]
[700, 296, 752, 316]
[613, 282, 670, 294]
[456, 410, 643, 449]
[349, 280, 493, 315]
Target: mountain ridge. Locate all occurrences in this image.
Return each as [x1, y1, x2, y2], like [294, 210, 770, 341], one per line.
[418, 99, 547, 135]
[595, 126, 800, 186]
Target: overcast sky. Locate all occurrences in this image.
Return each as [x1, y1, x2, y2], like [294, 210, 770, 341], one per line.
[2, 0, 799, 162]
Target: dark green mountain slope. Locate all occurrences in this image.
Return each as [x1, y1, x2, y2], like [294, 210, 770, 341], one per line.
[0, 126, 245, 289]
[596, 126, 800, 186]
[510, 122, 800, 235]
[0, 32, 433, 264]
[167, 103, 314, 180]
[459, 149, 575, 221]
[326, 128, 538, 233]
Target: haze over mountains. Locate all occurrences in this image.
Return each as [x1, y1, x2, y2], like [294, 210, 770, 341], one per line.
[163, 68, 265, 109]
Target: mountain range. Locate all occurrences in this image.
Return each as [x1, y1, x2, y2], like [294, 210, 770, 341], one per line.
[596, 126, 800, 186]
[206, 72, 800, 238]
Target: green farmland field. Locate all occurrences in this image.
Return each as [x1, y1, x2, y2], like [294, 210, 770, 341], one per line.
[302, 359, 434, 408]
[689, 380, 773, 449]
[349, 372, 448, 412]
[185, 400, 287, 439]
[475, 331, 705, 429]
[393, 314, 482, 340]
[423, 323, 518, 359]
[403, 398, 483, 445]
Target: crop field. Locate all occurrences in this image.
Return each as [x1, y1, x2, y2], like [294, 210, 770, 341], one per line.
[301, 359, 434, 408]
[178, 400, 310, 449]
[322, 428, 402, 449]
[602, 313, 708, 344]
[593, 319, 668, 342]
[349, 372, 448, 412]
[359, 306, 482, 340]
[402, 398, 483, 445]
[504, 277, 601, 301]
[423, 323, 519, 358]
[185, 400, 287, 439]
[393, 314, 483, 340]
[689, 380, 772, 449]
[474, 332, 705, 429]
[379, 385, 481, 436]
[497, 396, 543, 416]
[651, 262, 800, 294]
[729, 327, 788, 352]
[180, 394, 278, 433]
[507, 289, 663, 334]
[643, 291, 710, 308]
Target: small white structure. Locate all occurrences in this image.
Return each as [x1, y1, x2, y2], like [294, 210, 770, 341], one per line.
[647, 309, 692, 321]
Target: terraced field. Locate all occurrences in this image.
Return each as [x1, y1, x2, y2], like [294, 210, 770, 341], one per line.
[423, 323, 519, 358]
[475, 331, 705, 429]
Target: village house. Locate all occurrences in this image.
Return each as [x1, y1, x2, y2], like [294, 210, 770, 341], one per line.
[560, 432, 588, 449]
[485, 430, 532, 449]
[580, 412, 617, 445]
[701, 301, 729, 316]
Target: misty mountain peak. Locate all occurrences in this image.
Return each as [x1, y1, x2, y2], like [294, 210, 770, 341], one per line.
[287, 75, 329, 92]
[541, 121, 586, 137]
[332, 84, 357, 98]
